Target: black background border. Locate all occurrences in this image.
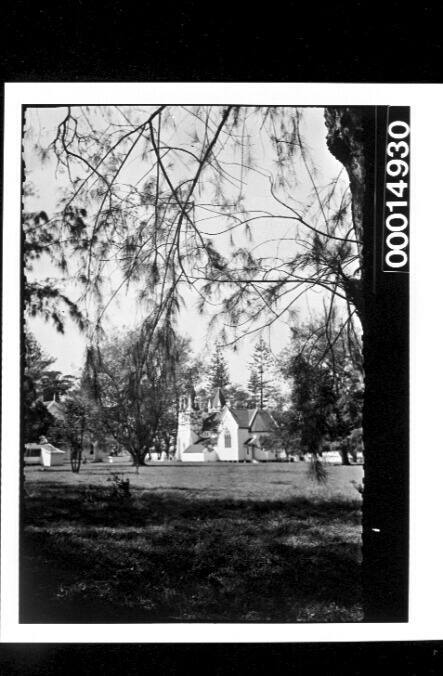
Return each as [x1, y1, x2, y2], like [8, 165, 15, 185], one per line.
[1, 0, 442, 671]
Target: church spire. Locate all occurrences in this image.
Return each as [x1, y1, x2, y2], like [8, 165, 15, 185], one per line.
[209, 387, 226, 411]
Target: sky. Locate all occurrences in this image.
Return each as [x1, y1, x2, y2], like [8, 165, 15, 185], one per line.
[23, 105, 350, 386]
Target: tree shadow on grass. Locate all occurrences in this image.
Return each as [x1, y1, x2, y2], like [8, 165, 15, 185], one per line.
[23, 482, 362, 526]
[21, 483, 362, 623]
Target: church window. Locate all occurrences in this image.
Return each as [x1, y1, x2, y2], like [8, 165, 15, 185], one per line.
[224, 432, 232, 448]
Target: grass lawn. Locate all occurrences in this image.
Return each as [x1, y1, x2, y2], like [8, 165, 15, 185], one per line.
[21, 461, 364, 623]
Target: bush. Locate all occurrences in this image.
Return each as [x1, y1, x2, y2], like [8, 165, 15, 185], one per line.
[107, 473, 131, 502]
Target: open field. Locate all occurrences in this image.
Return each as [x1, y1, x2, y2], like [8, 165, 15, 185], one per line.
[21, 462, 364, 623]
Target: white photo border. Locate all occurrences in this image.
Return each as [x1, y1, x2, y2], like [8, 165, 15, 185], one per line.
[2, 82, 443, 642]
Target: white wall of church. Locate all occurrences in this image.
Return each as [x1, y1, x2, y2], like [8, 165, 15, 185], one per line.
[183, 450, 205, 462]
[216, 409, 239, 461]
[216, 410, 251, 461]
[238, 428, 252, 461]
[176, 410, 201, 460]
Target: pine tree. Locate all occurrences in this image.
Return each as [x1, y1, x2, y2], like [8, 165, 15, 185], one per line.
[23, 330, 57, 442]
[207, 342, 230, 390]
[247, 337, 275, 409]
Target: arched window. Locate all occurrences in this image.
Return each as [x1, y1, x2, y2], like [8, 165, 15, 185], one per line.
[224, 432, 232, 448]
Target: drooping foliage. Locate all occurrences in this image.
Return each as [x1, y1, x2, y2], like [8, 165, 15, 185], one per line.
[82, 320, 193, 466]
[24, 105, 361, 348]
[283, 312, 363, 460]
[23, 205, 87, 333]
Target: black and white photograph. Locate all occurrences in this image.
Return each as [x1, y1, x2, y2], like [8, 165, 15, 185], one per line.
[1, 83, 442, 643]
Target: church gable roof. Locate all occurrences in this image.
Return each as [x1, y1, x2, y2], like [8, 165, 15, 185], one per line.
[182, 442, 206, 454]
[249, 409, 277, 432]
[229, 408, 256, 428]
[219, 406, 278, 432]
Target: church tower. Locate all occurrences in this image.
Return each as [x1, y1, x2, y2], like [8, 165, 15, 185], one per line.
[176, 387, 203, 460]
[207, 387, 227, 412]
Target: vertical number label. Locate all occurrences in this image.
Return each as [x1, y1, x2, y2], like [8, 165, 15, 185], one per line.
[383, 113, 410, 272]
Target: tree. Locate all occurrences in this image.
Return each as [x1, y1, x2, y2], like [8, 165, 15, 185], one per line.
[282, 312, 363, 464]
[24, 106, 359, 350]
[324, 107, 409, 621]
[23, 196, 88, 483]
[23, 330, 57, 442]
[224, 383, 251, 408]
[207, 342, 230, 390]
[247, 337, 277, 409]
[24, 329, 84, 469]
[49, 390, 90, 473]
[83, 320, 191, 469]
[23, 206, 86, 334]
[23, 381, 54, 444]
[260, 409, 301, 460]
[39, 370, 77, 402]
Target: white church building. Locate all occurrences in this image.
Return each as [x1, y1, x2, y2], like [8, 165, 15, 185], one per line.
[176, 388, 284, 462]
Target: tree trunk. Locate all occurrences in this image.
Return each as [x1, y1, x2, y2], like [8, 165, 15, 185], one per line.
[340, 445, 350, 466]
[70, 446, 82, 473]
[325, 107, 409, 621]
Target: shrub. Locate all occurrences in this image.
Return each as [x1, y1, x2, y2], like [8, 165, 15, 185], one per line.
[107, 473, 131, 502]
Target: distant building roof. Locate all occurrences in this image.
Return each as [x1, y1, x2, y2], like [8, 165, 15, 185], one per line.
[44, 399, 66, 421]
[40, 443, 66, 454]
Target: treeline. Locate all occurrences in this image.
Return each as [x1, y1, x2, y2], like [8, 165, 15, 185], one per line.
[25, 313, 363, 469]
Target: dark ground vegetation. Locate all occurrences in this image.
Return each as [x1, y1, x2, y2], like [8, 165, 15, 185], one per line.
[21, 463, 363, 622]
